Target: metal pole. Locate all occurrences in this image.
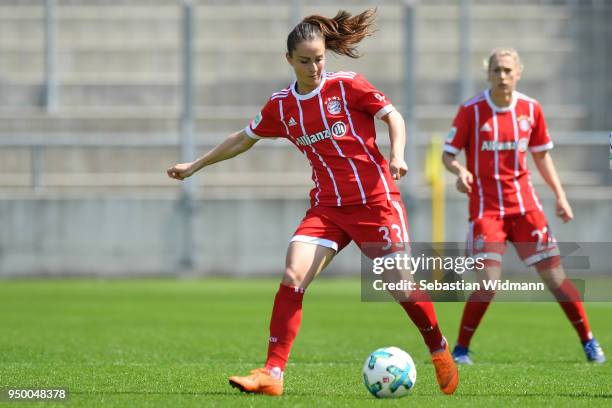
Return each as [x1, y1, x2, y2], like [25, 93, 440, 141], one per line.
[288, 0, 302, 79]
[458, 0, 473, 103]
[403, 0, 417, 207]
[592, 0, 605, 130]
[180, 0, 195, 270]
[44, 0, 57, 112]
[291, 0, 302, 27]
[31, 146, 44, 193]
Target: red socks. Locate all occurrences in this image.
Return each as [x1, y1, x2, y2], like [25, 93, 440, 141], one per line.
[550, 279, 592, 342]
[456, 289, 496, 348]
[262, 279, 592, 370]
[265, 283, 448, 371]
[456, 279, 593, 348]
[400, 289, 446, 353]
[265, 284, 305, 371]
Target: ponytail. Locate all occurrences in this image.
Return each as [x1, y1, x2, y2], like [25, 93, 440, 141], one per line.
[287, 8, 376, 58]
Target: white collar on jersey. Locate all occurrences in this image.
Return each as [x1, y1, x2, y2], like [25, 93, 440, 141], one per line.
[291, 71, 328, 101]
[485, 88, 517, 112]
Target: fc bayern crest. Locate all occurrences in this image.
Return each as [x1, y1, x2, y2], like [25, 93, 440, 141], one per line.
[327, 100, 342, 115]
[517, 116, 531, 132]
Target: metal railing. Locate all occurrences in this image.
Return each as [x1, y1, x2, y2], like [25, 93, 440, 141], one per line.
[0, 131, 606, 191]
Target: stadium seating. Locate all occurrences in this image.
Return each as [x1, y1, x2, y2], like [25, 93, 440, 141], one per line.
[0, 1, 610, 274]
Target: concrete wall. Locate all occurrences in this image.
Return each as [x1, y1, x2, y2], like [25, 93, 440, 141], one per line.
[1, 193, 610, 276]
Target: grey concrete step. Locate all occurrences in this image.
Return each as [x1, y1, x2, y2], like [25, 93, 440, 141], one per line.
[0, 3, 577, 20]
[0, 45, 584, 81]
[0, 20, 573, 45]
[0, 35, 577, 55]
[0, 78, 590, 113]
[0, 142, 607, 191]
[0, 144, 308, 175]
[0, 169, 606, 191]
[0, 1, 604, 131]
[0, 4, 577, 43]
[0, 103, 588, 134]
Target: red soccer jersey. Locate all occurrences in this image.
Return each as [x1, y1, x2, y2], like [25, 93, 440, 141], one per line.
[245, 71, 401, 207]
[444, 89, 553, 219]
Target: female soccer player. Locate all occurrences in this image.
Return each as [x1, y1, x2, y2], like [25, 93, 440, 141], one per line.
[168, 9, 458, 396]
[442, 48, 605, 365]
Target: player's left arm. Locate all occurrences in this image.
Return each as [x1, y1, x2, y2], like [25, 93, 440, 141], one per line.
[350, 74, 406, 180]
[381, 110, 407, 180]
[532, 150, 573, 223]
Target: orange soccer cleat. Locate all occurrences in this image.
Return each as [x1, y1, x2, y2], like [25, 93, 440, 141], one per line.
[228, 368, 284, 396]
[431, 345, 459, 395]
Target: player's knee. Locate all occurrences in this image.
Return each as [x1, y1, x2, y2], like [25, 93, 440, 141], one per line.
[534, 255, 561, 272]
[389, 289, 412, 303]
[535, 256, 564, 289]
[282, 265, 306, 287]
[482, 259, 502, 269]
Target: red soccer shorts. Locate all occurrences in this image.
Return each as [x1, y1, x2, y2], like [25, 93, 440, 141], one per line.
[291, 200, 410, 257]
[466, 210, 560, 267]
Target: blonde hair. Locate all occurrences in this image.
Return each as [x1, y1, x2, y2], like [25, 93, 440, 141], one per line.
[483, 47, 524, 73]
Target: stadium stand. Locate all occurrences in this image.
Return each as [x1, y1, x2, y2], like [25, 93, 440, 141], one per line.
[0, 0, 609, 273]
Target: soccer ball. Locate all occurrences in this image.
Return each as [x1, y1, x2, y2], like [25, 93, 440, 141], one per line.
[362, 346, 416, 398]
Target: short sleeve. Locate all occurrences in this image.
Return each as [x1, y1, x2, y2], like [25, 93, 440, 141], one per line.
[349, 74, 395, 119]
[528, 102, 553, 152]
[244, 98, 284, 140]
[443, 105, 471, 155]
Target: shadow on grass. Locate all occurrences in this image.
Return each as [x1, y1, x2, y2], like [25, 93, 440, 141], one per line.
[458, 360, 605, 365]
[71, 391, 236, 397]
[458, 392, 612, 399]
[71, 390, 377, 399]
[69, 389, 612, 400]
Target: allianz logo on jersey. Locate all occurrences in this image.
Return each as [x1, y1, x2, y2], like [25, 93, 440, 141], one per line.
[296, 121, 348, 146]
[481, 138, 528, 152]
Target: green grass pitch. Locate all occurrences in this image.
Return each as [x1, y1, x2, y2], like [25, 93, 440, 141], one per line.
[0, 278, 610, 407]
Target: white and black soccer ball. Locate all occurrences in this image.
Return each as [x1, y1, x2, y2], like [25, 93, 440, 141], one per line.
[362, 346, 416, 398]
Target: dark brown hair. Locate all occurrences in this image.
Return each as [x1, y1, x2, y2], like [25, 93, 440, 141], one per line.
[287, 8, 376, 58]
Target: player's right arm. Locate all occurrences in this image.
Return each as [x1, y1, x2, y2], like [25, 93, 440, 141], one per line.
[442, 105, 473, 194]
[442, 152, 473, 194]
[168, 95, 285, 181]
[528, 102, 573, 223]
[167, 130, 257, 180]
